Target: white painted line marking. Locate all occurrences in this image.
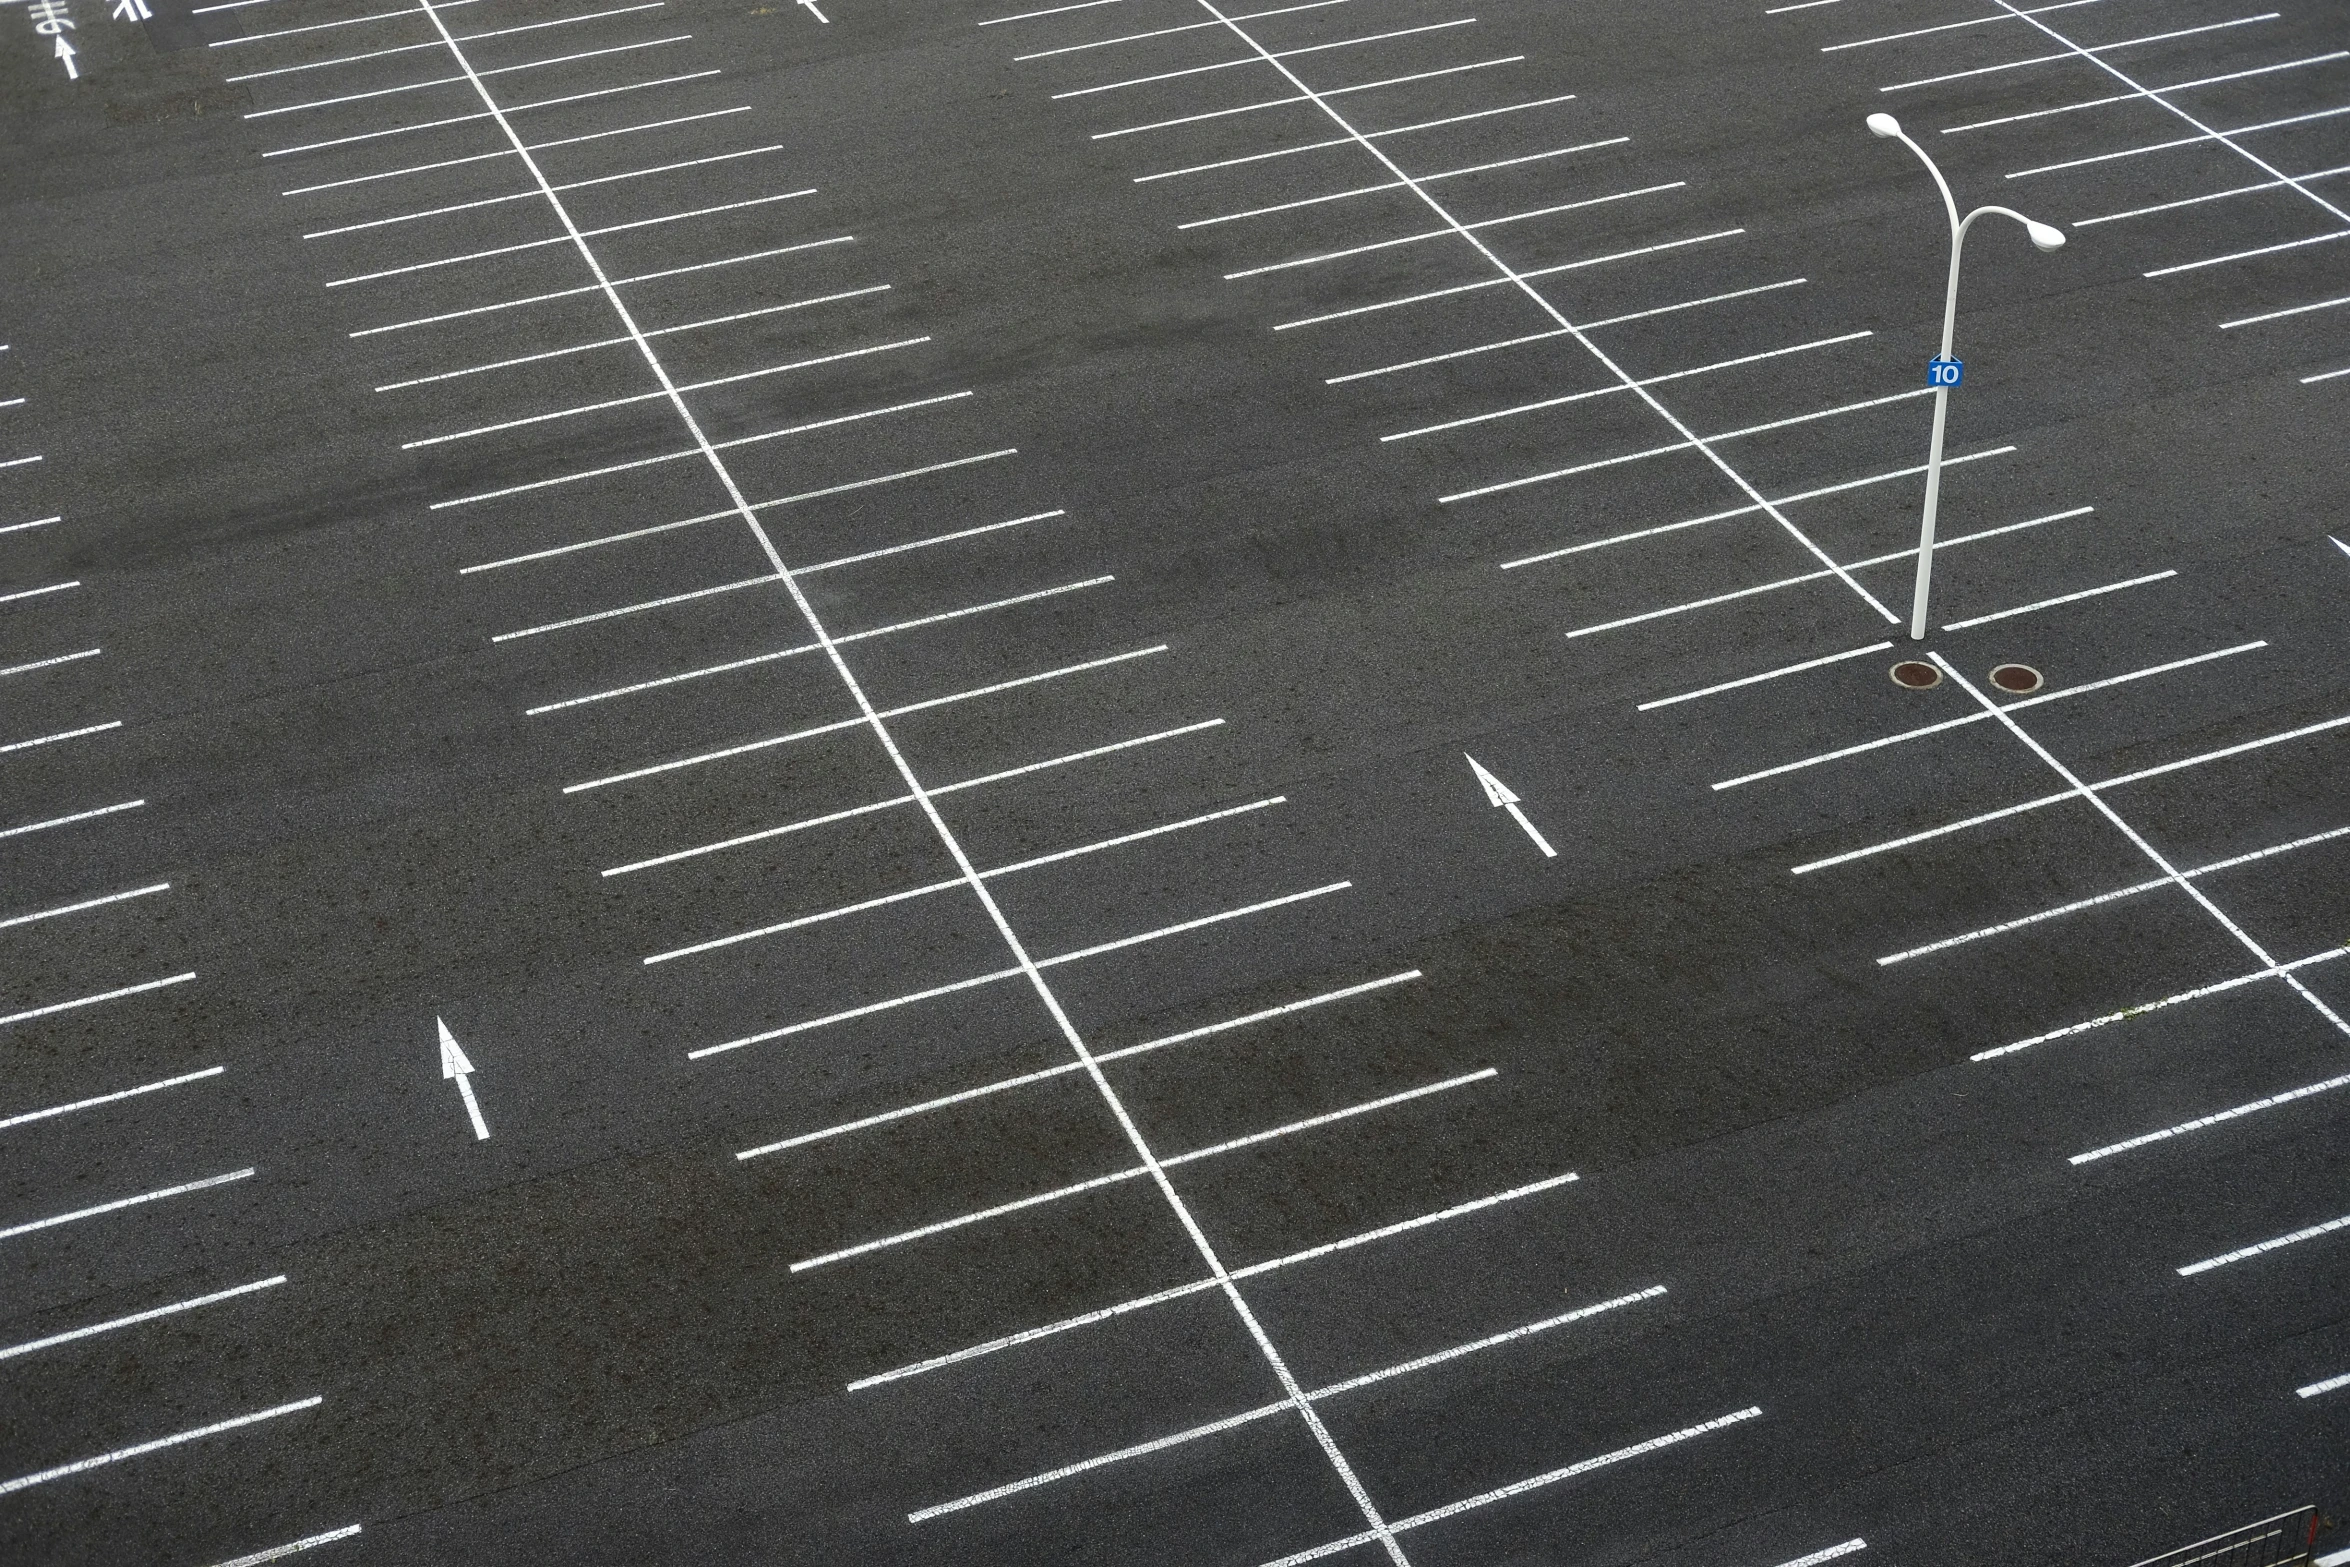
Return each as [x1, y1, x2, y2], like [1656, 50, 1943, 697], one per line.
[848, 1169, 1576, 1388]
[205, 1527, 364, 1567]
[1446, 388, 1933, 504]
[1096, 56, 1525, 139]
[1639, 642, 1893, 710]
[284, 105, 750, 195]
[1794, 710, 2350, 875]
[0, 719, 121, 754]
[1277, 228, 1743, 330]
[211, 0, 479, 45]
[2306, 365, 2350, 384]
[1057, 17, 1479, 98]
[1942, 570, 2174, 629]
[1880, 824, 2350, 966]
[909, 1284, 1666, 1519]
[0, 514, 64, 536]
[2085, 165, 2350, 228]
[795, 1069, 1493, 1272]
[2074, 1071, 2350, 1164]
[1465, 754, 1555, 856]
[0, 1065, 223, 1133]
[307, 143, 783, 238]
[803, 508, 1065, 574]
[983, 0, 1140, 23]
[1227, 182, 1686, 279]
[245, 34, 692, 118]
[1259, 1407, 1764, 1565]
[404, 331, 911, 448]
[1561, 501, 2074, 632]
[604, 719, 1223, 877]
[1386, 331, 1871, 440]
[326, 188, 813, 288]
[224, 7, 633, 78]
[1943, 53, 2348, 134]
[1770, 1544, 1867, 1567]
[1766, 0, 1842, 12]
[0, 1398, 320, 1496]
[2147, 229, 2350, 279]
[2179, 1211, 2350, 1275]
[2300, 1371, 2350, 1399]
[1881, 15, 2277, 94]
[1977, 944, 2348, 1060]
[2222, 290, 2350, 329]
[1040, 881, 1350, 967]
[0, 972, 198, 1030]
[466, 492, 1039, 578]
[1, 578, 77, 604]
[1182, 138, 1626, 229]
[265, 70, 724, 158]
[1827, 0, 2088, 49]
[1018, 0, 1350, 57]
[566, 645, 1163, 794]
[0, 455, 45, 472]
[1137, 92, 1578, 181]
[0, 1167, 254, 1242]
[495, 573, 778, 643]
[736, 970, 1420, 1160]
[1330, 328, 1570, 384]
[438, 1017, 490, 1141]
[0, 1276, 284, 1362]
[0, 646, 102, 678]
[0, 798, 144, 841]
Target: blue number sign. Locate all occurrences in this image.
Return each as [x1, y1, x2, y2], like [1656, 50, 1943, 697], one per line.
[1927, 357, 1964, 388]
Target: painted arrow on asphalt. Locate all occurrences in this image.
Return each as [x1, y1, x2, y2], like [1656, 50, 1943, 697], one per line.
[1464, 754, 1556, 858]
[55, 36, 80, 79]
[437, 1017, 490, 1141]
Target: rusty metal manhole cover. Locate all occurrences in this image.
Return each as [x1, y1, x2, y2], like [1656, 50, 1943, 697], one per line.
[1890, 660, 1942, 689]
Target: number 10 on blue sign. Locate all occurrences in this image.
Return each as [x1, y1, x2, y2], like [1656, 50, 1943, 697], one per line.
[1927, 357, 1963, 388]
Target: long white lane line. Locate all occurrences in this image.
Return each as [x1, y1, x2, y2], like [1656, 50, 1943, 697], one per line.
[1181, 137, 1627, 229]
[265, 69, 723, 158]
[1639, 641, 1893, 711]
[1879, 824, 2350, 966]
[0, 1398, 321, 1496]
[1977, 944, 2349, 1060]
[1226, 182, 1687, 279]
[2300, 1371, 2350, 1398]
[0, 973, 200, 1030]
[1095, 56, 1527, 139]
[1260, 1408, 1765, 1566]
[848, 1169, 1578, 1390]
[205, 1527, 365, 1567]
[1276, 228, 1746, 330]
[0, 799, 144, 841]
[793, 1070, 1490, 1273]
[603, 719, 1224, 876]
[325, 189, 815, 287]
[1929, 653, 2350, 1043]
[1940, 52, 2345, 134]
[1880, 15, 2280, 94]
[419, 5, 1400, 1544]
[0, 719, 122, 754]
[2179, 1210, 2350, 1275]
[1503, 448, 2017, 568]
[0, 1276, 285, 1361]
[909, 1284, 1666, 1521]
[736, 970, 1420, 1159]
[1, 646, 103, 678]
[1136, 92, 1579, 181]
[1795, 710, 2350, 875]
[0, 1168, 255, 1242]
[2073, 1070, 2350, 1164]
[1978, 0, 2350, 226]
[1942, 570, 2175, 629]
[1, 882, 170, 930]
[284, 104, 750, 194]
[1055, 17, 1480, 99]
[0, 1065, 225, 1133]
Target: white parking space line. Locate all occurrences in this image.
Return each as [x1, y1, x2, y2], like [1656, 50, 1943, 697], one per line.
[984, 0, 1143, 24]
[265, 69, 724, 159]
[0, 882, 171, 931]
[0, 1399, 321, 1497]
[1503, 448, 2015, 569]
[0, 719, 122, 754]
[1941, 570, 2175, 629]
[2179, 1211, 2350, 1276]
[0, 647, 102, 678]
[246, 34, 694, 119]
[2305, 365, 2350, 384]
[0, 1168, 255, 1242]
[1878, 824, 2350, 967]
[223, 3, 655, 80]
[2222, 290, 2350, 330]
[735, 970, 1421, 1160]
[1979, 943, 2349, 1060]
[494, 572, 777, 643]
[910, 1284, 1666, 1520]
[0, 973, 199, 1030]
[2082, 166, 2350, 229]
[0, 455, 44, 472]
[794, 1069, 1490, 1273]
[206, 1526, 365, 1567]
[1137, 92, 1580, 182]
[0, 1066, 225, 1133]
[1793, 711, 2350, 875]
[1277, 228, 1745, 330]
[2300, 1371, 2350, 1399]
[467, 492, 1036, 577]
[0, 1276, 285, 1362]
[326, 189, 815, 288]
[210, 0, 477, 46]
[306, 144, 784, 239]
[1941, 52, 2349, 135]
[1824, 0, 2093, 51]
[1769, 1544, 1867, 1567]
[1383, 331, 1871, 441]
[2147, 229, 2350, 280]
[1880, 15, 2279, 95]
[849, 1169, 1577, 1389]
[1181, 138, 1627, 229]
[285, 105, 751, 195]
[1, 578, 77, 604]
[1057, 16, 1481, 100]
[1095, 56, 1527, 139]
[1227, 182, 1686, 279]
[1, 514, 64, 535]
[1017, 0, 1344, 59]
[2072, 1070, 2350, 1164]
[0, 799, 145, 841]
[1261, 1408, 1764, 1566]
[603, 719, 1224, 877]
[801, 508, 1065, 574]
[1638, 641, 1894, 711]
[403, 331, 911, 448]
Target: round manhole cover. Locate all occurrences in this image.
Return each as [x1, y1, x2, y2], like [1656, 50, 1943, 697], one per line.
[1890, 660, 1941, 689]
[1989, 663, 2044, 694]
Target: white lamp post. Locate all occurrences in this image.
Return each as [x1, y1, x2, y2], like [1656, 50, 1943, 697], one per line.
[1867, 112, 2067, 641]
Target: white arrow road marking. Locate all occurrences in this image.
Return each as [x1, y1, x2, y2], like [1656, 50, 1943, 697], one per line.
[437, 1016, 490, 1140]
[55, 36, 80, 78]
[1464, 754, 1557, 857]
[2331, 534, 2349, 562]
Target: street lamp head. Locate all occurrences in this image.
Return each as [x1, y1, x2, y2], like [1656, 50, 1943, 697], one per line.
[1866, 112, 1902, 139]
[2025, 219, 2067, 252]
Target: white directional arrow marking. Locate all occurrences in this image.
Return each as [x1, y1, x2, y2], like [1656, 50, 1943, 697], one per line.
[797, 0, 829, 19]
[1464, 753, 1556, 858]
[437, 1016, 490, 1141]
[2331, 534, 2349, 563]
[55, 36, 80, 79]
